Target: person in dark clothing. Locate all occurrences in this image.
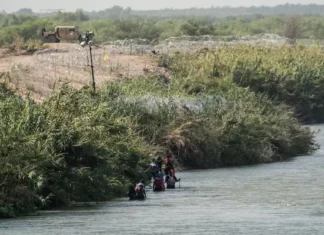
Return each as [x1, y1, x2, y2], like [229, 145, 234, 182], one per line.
[164, 155, 174, 176]
[165, 169, 180, 189]
[128, 183, 137, 200]
[149, 163, 158, 179]
[85, 31, 90, 43]
[156, 157, 163, 171]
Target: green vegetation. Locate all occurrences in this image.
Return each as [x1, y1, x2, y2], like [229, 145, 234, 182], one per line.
[0, 82, 158, 218]
[2, 10, 324, 46]
[161, 46, 324, 123]
[0, 14, 53, 47]
[0, 3, 322, 218]
[0, 53, 318, 216]
[5, 4, 324, 18]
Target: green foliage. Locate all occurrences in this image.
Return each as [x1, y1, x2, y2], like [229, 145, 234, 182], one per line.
[81, 4, 324, 19]
[231, 46, 324, 123]
[0, 58, 318, 216]
[180, 18, 215, 36]
[99, 76, 317, 169]
[284, 15, 302, 40]
[16, 8, 34, 16]
[3, 12, 324, 46]
[51, 10, 89, 22]
[161, 46, 324, 123]
[0, 84, 157, 217]
[0, 7, 322, 217]
[0, 14, 37, 27]
[0, 16, 53, 46]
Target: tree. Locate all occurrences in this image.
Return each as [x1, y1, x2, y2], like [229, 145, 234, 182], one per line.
[16, 8, 34, 15]
[284, 15, 302, 42]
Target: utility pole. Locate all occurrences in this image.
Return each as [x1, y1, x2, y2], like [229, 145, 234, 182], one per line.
[80, 31, 96, 92]
[89, 45, 95, 92]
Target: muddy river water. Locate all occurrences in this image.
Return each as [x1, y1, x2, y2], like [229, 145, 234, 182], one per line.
[1, 125, 324, 234]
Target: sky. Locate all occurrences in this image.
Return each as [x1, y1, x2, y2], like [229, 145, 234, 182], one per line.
[1, 0, 324, 13]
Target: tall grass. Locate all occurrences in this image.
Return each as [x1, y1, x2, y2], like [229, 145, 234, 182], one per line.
[0, 84, 158, 217]
[101, 77, 317, 168]
[160, 45, 324, 123]
[0, 45, 319, 217]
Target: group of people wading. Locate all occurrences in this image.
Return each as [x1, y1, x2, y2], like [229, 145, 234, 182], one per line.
[128, 155, 181, 200]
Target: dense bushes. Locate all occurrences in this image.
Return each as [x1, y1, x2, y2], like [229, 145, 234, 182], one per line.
[1, 41, 321, 217]
[102, 77, 317, 168]
[231, 47, 324, 123]
[0, 68, 318, 217]
[160, 46, 324, 123]
[0, 85, 157, 218]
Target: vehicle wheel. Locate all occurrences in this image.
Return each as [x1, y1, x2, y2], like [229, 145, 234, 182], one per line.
[47, 35, 58, 43]
[78, 35, 83, 43]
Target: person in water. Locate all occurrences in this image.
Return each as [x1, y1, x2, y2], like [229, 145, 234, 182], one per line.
[156, 156, 163, 171]
[164, 155, 174, 176]
[155, 170, 164, 179]
[135, 180, 147, 199]
[153, 170, 165, 191]
[128, 182, 137, 200]
[165, 169, 180, 189]
[149, 162, 159, 179]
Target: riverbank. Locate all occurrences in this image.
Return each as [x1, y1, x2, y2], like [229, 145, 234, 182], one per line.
[1, 126, 323, 234]
[0, 68, 317, 217]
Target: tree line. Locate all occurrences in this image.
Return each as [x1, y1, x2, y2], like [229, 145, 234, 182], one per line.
[4, 4, 324, 18]
[1, 11, 324, 47]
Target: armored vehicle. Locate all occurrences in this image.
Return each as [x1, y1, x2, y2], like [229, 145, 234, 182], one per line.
[41, 26, 82, 43]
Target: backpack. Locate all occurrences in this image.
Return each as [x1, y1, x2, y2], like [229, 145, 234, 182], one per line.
[153, 178, 165, 191]
[167, 176, 176, 187]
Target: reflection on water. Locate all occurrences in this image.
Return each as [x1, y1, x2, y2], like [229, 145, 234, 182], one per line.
[1, 125, 324, 235]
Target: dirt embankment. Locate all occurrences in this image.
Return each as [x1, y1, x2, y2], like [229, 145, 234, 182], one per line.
[0, 43, 170, 102]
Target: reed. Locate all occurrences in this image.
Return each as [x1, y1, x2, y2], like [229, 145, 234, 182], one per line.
[0, 44, 319, 217]
[159, 45, 324, 123]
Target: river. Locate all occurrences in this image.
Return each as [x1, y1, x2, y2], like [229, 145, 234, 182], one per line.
[1, 125, 324, 235]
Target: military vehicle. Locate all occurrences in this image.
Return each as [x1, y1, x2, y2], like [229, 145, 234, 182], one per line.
[41, 26, 83, 43]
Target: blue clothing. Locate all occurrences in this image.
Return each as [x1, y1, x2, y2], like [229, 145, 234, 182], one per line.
[155, 172, 164, 179]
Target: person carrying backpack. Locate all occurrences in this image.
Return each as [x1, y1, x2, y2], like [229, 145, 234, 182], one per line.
[153, 170, 165, 192]
[165, 169, 180, 189]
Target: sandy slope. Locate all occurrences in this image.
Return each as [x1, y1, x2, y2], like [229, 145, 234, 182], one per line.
[0, 43, 169, 102]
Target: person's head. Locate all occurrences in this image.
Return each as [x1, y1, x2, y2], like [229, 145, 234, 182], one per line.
[170, 169, 174, 176]
[140, 180, 145, 184]
[165, 155, 170, 164]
